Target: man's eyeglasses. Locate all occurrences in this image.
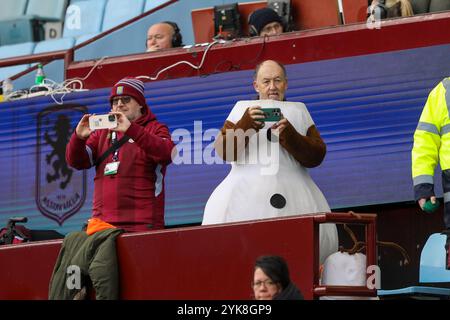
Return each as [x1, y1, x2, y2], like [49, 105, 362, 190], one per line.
[252, 279, 277, 288]
[112, 96, 132, 106]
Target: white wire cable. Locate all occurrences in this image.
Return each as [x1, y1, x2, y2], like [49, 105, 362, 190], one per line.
[71, 56, 109, 81]
[39, 56, 108, 105]
[3, 56, 107, 104]
[137, 40, 219, 81]
[4, 41, 219, 105]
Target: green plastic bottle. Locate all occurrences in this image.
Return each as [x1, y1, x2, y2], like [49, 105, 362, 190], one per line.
[35, 63, 45, 85]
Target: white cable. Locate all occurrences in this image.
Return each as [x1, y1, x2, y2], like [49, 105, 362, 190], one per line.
[29, 83, 53, 93]
[40, 56, 107, 104]
[137, 40, 219, 81]
[61, 55, 108, 91]
[5, 42, 219, 104]
[337, 0, 345, 24]
[62, 79, 83, 90]
[76, 56, 108, 81]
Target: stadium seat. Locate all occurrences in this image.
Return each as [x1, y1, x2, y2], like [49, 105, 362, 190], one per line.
[419, 233, 450, 283]
[25, 0, 69, 21]
[33, 37, 75, 54]
[0, 18, 44, 46]
[0, 0, 28, 21]
[74, 33, 100, 45]
[0, 41, 35, 81]
[378, 233, 450, 299]
[101, 0, 145, 32]
[144, 0, 170, 12]
[63, 0, 107, 38]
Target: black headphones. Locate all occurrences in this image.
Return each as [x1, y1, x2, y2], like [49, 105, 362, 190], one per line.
[248, 22, 259, 37]
[162, 21, 183, 48]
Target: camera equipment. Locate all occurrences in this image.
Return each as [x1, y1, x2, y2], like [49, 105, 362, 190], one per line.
[213, 3, 241, 40]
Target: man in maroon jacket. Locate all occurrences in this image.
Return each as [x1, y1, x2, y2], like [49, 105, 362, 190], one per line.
[66, 77, 175, 232]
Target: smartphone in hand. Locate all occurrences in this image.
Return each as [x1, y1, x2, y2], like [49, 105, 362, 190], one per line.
[88, 114, 117, 130]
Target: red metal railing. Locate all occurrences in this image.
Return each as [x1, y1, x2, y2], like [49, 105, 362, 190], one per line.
[0, 212, 376, 300]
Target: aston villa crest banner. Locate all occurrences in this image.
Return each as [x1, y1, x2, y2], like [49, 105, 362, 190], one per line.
[36, 104, 87, 225]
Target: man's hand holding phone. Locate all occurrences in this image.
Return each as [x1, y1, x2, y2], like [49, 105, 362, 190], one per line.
[76, 114, 94, 140]
[77, 112, 130, 141]
[109, 111, 131, 133]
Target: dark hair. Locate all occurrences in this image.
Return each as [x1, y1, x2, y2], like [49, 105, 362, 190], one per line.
[254, 255, 290, 290]
[162, 21, 183, 47]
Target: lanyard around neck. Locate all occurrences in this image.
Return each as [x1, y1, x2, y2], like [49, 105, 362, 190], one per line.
[111, 131, 120, 162]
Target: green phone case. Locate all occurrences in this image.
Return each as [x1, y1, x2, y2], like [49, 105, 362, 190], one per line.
[261, 108, 281, 122]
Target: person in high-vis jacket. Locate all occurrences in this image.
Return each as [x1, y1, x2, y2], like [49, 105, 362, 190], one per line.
[412, 77, 450, 228]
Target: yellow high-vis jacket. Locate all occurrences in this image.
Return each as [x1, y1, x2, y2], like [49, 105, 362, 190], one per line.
[412, 77, 450, 228]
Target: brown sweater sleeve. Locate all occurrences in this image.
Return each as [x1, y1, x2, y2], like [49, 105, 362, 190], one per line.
[279, 121, 326, 168]
[214, 108, 259, 161]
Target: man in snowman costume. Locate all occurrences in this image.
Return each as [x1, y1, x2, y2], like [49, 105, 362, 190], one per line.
[202, 60, 338, 264]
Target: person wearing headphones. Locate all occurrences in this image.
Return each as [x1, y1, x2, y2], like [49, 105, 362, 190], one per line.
[248, 7, 284, 37]
[146, 21, 183, 52]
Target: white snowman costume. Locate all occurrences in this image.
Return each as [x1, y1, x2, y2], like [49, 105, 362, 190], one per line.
[202, 100, 338, 264]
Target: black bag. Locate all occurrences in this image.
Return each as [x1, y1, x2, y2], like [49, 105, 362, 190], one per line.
[0, 217, 64, 245]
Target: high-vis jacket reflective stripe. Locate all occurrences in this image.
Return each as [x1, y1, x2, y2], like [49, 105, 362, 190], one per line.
[412, 78, 450, 187]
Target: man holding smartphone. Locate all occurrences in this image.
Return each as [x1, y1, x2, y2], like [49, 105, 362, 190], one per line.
[66, 77, 175, 232]
[202, 60, 338, 264]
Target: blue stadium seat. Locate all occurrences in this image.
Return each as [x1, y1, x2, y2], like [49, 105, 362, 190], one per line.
[25, 0, 69, 21]
[33, 37, 75, 54]
[378, 233, 450, 299]
[0, 41, 35, 81]
[419, 233, 450, 283]
[74, 33, 100, 45]
[101, 0, 145, 32]
[144, 0, 170, 12]
[0, 0, 29, 21]
[0, 18, 44, 46]
[63, 0, 106, 38]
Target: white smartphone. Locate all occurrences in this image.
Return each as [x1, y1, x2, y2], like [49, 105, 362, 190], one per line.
[88, 114, 117, 130]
